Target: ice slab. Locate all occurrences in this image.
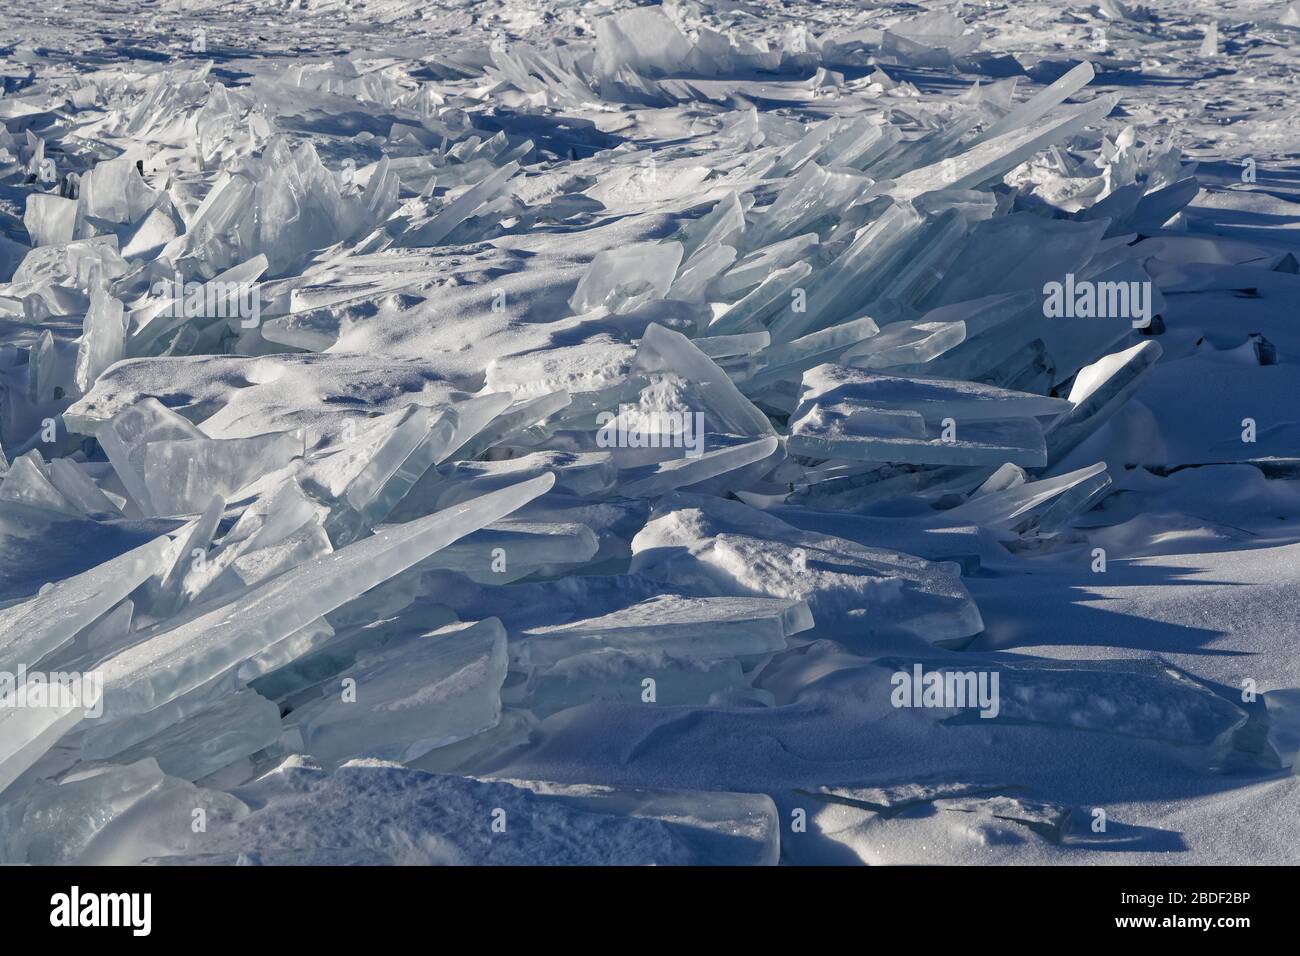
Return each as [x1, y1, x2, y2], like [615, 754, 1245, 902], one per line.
[766, 506, 983, 572]
[627, 322, 774, 440]
[1045, 341, 1162, 466]
[618, 436, 779, 498]
[97, 473, 554, 720]
[0, 531, 173, 676]
[418, 520, 599, 583]
[0, 698, 86, 797]
[143, 430, 304, 517]
[45, 459, 121, 519]
[0, 453, 80, 516]
[95, 399, 205, 517]
[632, 492, 982, 643]
[945, 462, 1111, 535]
[80, 155, 159, 225]
[406, 452, 616, 515]
[890, 94, 1120, 200]
[74, 285, 126, 396]
[104, 689, 283, 782]
[286, 618, 508, 766]
[0, 758, 248, 865]
[788, 365, 1068, 468]
[525, 649, 756, 717]
[515, 592, 812, 668]
[569, 242, 684, 315]
[212, 519, 334, 597]
[23, 193, 77, 247]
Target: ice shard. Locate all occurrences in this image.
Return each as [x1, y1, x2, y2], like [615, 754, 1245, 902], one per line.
[515, 593, 813, 667]
[0, 532, 173, 676]
[74, 284, 126, 396]
[98, 473, 554, 719]
[569, 242, 684, 315]
[788, 365, 1069, 468]
[287, 618, 509, 766]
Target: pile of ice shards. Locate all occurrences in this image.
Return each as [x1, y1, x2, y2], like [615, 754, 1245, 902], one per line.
[0, 1, 1292, 865]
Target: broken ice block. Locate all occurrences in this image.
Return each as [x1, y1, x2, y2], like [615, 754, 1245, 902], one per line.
[23, 193, 77, 247]
[770, 202, 923, 342]
[795, 364, 1068, 422]
[141, 496, 226, 619]
[143, 430, 304, 517]
[891, 95, 1119, 201]
[710, 261, 813, 336]
[667, 243, 736, 302]
[945, 462, 1110, 534]
[323, 406, 456, 545]
[594, 6, 692, 82]
[629, 322, 774, 439]
[26, 330, 58, 404]
[787, 365, 1070, 468]
[414, 453, 616, 514]
[0, 699, 85, 796]
[632, 492, 982, 643]
[80, 155, 159, 225]
[98, 474, 554, 719]
[525, 649, 754, 717]
[679, 192, 748, 260]
[103, 689, 283, 781]
[716, 233, 818, 298]
[74, 285, 126, 396]
[844, 293, 1034, 371]
[0, 759, 163, 862]
[214, 519, 334, 597]
[974, 62, 1095, 146]
[569, 242, 683, 315]
[1199, 22, 1218, 57]
[515, 593, 812, 667]
[0, 531, 173, 676]
[419, 520, 598, 583]
[618, 436, 779, 497]
[0, 453, 79, 516]
[45, 459, 120, 518]
[0, 757, 247, 865]
[451, 392, 571, 462]
[1045, 341, 1162, 466]
[400, 161, 519, 248]
[96, 398, 205, 517]
[733, 316, 881, 397]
